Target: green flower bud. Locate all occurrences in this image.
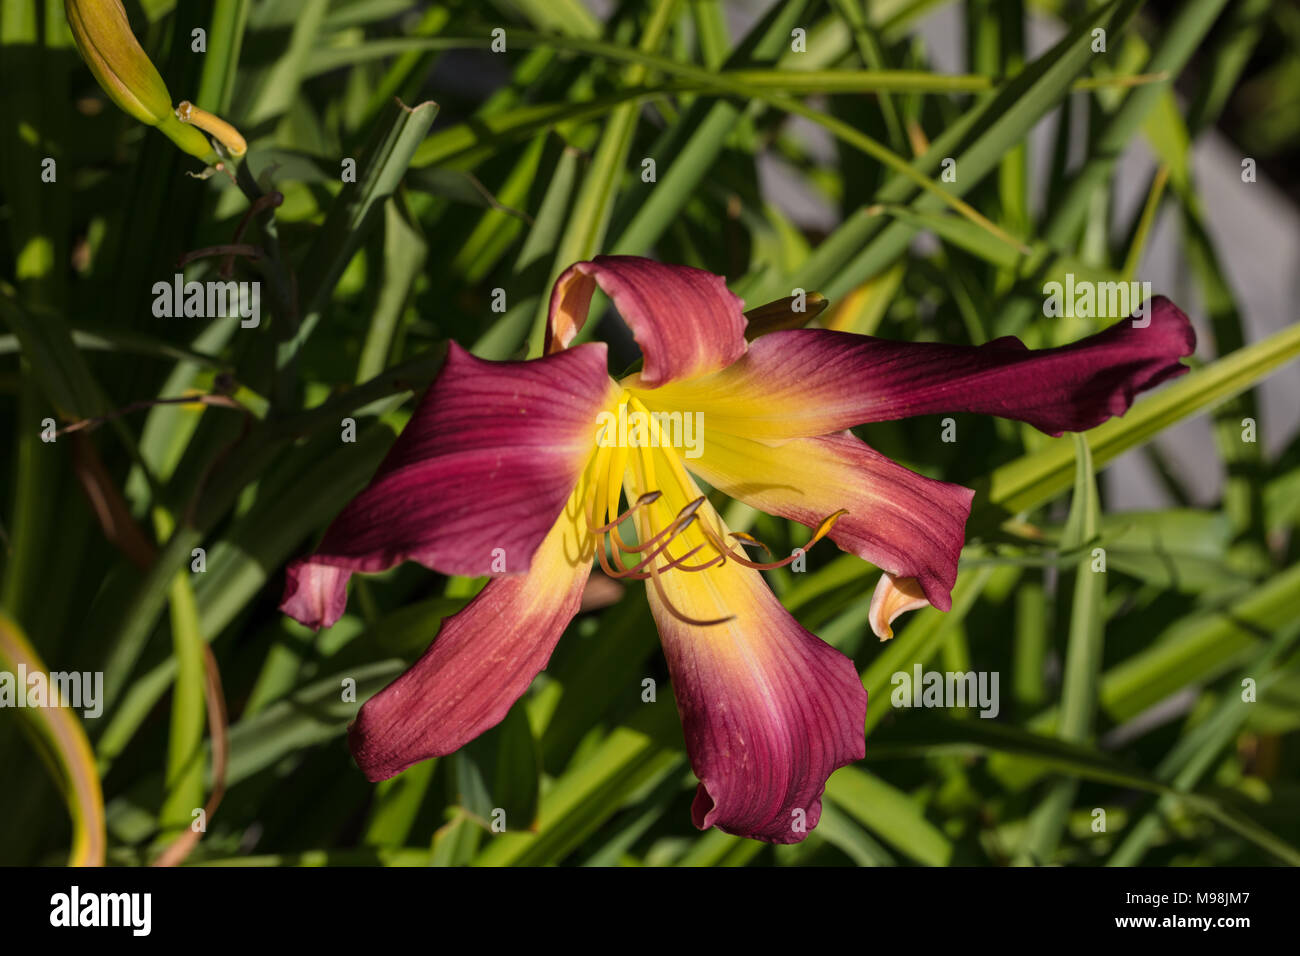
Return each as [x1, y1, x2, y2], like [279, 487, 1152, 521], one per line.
[64, 0, 213, 160]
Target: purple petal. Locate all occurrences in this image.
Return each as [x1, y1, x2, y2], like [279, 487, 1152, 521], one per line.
[546, 255, 748, 388]
[633, 466, 866, 843]
[280, 341, 615, 629]
[348, 506, 594, 780]
[638, 296, 1196, 440]
[687, 429, 974, 613]
[651, 560, 867, 843]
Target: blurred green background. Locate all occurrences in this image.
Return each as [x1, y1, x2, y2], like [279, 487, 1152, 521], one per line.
[2, 0, 1299, 867]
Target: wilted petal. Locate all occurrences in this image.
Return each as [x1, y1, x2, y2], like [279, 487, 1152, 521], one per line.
[638, 297, 1195, 441]
[280, 341, 616, 629]
[280, 563, 352, 632]
[546, 255, 748, 388]
[869, 574, 930, 640]
[688, 429, 974, 613]
[348, 471, 598, 780]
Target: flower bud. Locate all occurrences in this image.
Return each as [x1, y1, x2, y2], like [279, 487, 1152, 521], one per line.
[66, 0, 173, 125]
[64, 0, 214, 160]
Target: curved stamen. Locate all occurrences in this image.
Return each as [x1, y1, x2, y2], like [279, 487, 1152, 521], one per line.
[609, 542, 714, 581]
[658, 543, 712, 573]
[729, 530, 773, 557]
[667, 552, 727, 573]
[584, 433, 793, 627]
[616, 495, 707, 572]
[699, 509, 850, 570]
[601, 512, 700, 579]
[648, 558, 736, 627]
[616, 496, 706, 553]
[596, 534, 632, 578]
[592, 490, 662, 534]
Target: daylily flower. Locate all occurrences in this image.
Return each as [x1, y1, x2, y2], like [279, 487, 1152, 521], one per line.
[281, 256, 1195, 843]
[65, 0, 245, 160]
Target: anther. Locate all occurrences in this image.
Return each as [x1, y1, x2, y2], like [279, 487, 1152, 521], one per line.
[702, 509, 849, 570]
[592, 490, 662, 535]
[601, 513, 700, 579]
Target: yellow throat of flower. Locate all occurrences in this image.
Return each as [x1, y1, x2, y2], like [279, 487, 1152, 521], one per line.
[582, 393, 846, 626]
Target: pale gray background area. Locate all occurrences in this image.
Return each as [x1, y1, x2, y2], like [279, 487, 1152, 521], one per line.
[726, 1, 1300, 509]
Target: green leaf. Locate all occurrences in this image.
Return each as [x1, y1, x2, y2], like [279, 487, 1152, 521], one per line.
[472, 705, 682, 866]
[0, 611, 106, 866]
[196, 0, 249, 115]
[1017, 436, 1105, 864]
[0, 294, 107, 420]
[876, 714, 1300, 865]
[356, 197, 426, 381]
[1108, 618, 1300, 865]
[525, 0, 681, 356]
[825, 766, 953, 865]
[156, 551, 208, 839]
[455, 701, 541, 831]
[278, 99, 439, 384]
[979, 321, 1300, 519]
[221, 662, 403, 787]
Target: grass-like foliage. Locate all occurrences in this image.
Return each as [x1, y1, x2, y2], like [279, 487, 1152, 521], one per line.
[1, 0, 1297, 867]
